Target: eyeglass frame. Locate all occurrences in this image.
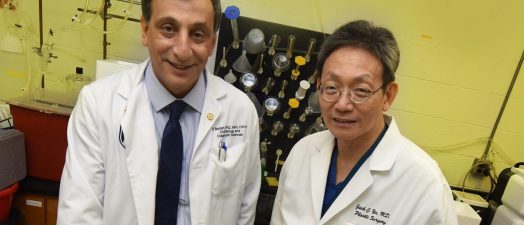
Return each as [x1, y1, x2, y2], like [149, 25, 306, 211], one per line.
[318, 82, 386, 104]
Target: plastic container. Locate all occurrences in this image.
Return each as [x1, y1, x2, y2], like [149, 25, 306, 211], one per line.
[491, 205, 524, 225]
[0, 182, 18, 222]
[502, 170, 524, 216]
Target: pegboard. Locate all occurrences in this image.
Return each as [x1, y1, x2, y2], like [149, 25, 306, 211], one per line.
[214, 15, 327, 192]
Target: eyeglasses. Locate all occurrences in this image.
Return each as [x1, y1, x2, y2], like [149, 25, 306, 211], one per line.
[318, 83, 384, 104]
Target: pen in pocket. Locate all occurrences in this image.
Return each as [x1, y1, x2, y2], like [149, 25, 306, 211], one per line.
[218, 141, 227, 162]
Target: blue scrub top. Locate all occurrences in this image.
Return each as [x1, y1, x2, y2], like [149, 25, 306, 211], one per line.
[321, 123, 389, 217]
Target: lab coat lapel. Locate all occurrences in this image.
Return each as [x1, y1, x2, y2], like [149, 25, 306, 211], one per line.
[319, 115, 399, 224]
[310, 132, 335, 222]
[320, 161, 373, 224]
[193, 73, 225, 152]
[120, 60, 158, 225]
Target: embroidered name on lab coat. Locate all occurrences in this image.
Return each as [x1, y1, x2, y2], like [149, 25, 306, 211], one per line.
[212, 125, 247, 138]
[354, 204, 391, 225]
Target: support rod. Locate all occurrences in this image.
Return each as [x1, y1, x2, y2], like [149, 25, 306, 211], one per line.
[483, 49, 524, 159]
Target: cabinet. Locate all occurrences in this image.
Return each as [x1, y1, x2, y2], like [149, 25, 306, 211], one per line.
[13, 193, 57, 225]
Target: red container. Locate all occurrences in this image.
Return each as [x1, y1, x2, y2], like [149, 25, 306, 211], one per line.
[9, 104, 69, 181]
[0, 182, 19, 222]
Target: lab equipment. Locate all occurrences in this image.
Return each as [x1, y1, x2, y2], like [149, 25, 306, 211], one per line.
[255, 53, 264, 74]
[225, 6, 241, 49]
[307, 91, 321, 113]
[295, 80, 311, 101]
[244, 28, 266, 54]
[219, 46, 228, 68]
[264, 97, 280, 116]
[486, 163, 524, 225]
[274, 149, 283, 172]
[282, 98, 299, 120]
[271, 121, 284, 136]
[262, 77, 275, 95]
[287, 123, 300, 139]
[0, 129, 25, 190]
[240, 72, 257, 92]
[454, 201, 482, 225]
[224, 69, 237, 84]
[278, 80, 288, 99]
[299, 106, 314, 122]
[232, 50, 252, 73]
[285, 35, 296, 58]
[304, 38, 316, 63]
[268, 34, 281, 56]
[272, 53, 290, 77]
[291, 56, 306, 80]
[305, 116, 326, 136]
[308, 70, 319, 84]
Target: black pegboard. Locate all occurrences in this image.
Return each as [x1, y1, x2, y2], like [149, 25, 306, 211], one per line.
[214, 15, 327, 189]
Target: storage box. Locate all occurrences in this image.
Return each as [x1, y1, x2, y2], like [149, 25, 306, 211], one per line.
[454, 201, 481, 225]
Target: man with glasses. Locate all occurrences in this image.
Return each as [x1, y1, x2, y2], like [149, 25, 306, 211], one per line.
[271, 20, 458, 225]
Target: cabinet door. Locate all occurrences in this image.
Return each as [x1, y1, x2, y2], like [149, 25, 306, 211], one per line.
[14, 193, 45, 225]
[45, 197, 58, 225]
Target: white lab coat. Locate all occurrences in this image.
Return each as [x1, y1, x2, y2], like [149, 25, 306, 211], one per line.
[271, 115, 458, 225]
[57, 59, 261, 225]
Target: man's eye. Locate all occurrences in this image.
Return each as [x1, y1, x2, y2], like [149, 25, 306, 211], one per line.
[324, 86, 339, 95]
[161, 24, 174, 33]
[192, 31, 206, 41]
[352, 88, 370, 97]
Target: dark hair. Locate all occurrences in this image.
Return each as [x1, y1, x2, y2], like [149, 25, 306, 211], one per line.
[141, 0, 222, 32]
[316, 20, 400, 86]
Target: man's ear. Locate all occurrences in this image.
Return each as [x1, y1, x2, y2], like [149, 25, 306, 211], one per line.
[382, 82, 398, 112]
[140, 17, 149, 47]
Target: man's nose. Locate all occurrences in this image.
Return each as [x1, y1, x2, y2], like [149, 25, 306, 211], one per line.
[172, 34, 192, 61]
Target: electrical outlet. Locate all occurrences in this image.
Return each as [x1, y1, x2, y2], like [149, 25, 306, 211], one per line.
[470, 158, 492, 176]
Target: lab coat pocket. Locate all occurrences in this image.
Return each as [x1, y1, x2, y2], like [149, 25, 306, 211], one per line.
[212, 142, 247, 197]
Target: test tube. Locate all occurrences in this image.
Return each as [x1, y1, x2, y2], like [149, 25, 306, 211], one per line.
[307, 69, 319, 84]
[219, 47, 227, 68]
[225, 6, 241, 49]
[304, 38, 317, 63]
[256, 53, 265, 75]
[286, 35, 296, 59]
[278, 80, 288, 99]
[274, 149, 283, 172]
[268, 34, 280, 56]
[262, 77, 275, 95]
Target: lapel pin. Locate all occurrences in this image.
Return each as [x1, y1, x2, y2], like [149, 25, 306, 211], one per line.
[207, 113, 214, 121]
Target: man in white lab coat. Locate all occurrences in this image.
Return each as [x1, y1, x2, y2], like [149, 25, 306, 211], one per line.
[57, 0, 261, 224]
[271, 20, 458, 225]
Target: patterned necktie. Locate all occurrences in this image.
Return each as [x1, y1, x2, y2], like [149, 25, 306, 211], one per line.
[155, 100, 187, 225]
